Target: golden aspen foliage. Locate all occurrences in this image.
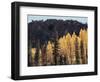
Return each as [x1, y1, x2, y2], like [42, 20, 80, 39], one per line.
[30, 28, 88, 65]
[79, 29, 88, 64]
[31, 48, 36, 64]
[58, 29, 88, 65]
[70, 32, 77, 64]
[65, 33, 72, 64]
[31, 48, 36, 59]
[59, 36, 66, 55]
[77, 37, 82, 64]
[75, 37, 82, 64]
[46, 41, 54, 65]
[58, 37, 64, 55]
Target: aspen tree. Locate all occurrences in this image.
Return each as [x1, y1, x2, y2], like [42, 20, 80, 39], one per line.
[79, 29, 88, 64]
[46, 41, 53, 65]
[31, 48, 36, 65]
[65, 33, 71, 64]
[71, 32, 77, 64]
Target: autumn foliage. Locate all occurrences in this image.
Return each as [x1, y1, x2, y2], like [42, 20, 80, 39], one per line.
[29, 28, 88, 66]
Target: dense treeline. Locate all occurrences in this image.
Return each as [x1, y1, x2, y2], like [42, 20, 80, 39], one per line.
[28, 19, 88, 66]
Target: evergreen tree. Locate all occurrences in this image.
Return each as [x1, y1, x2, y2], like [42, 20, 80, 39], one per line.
[41, 45, 47, 66]
[28, 40, 33, 66]
[34, 39, 40, 66]
[53, 27, 60, 65]
[53, 37, 60, 65]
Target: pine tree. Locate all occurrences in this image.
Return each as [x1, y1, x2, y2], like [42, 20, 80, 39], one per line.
[34, 39, 40, 66]
[52, 28, 60, 65]
[41, 45, 47, 66]
[28, 40, 33, 66]
[38, 49, 42, 66]
[53, 38, 60, 65]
